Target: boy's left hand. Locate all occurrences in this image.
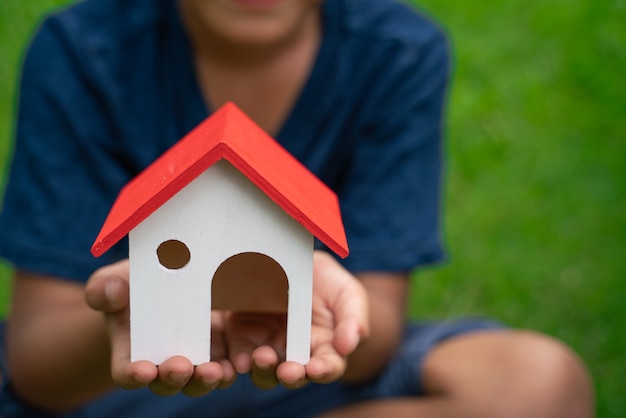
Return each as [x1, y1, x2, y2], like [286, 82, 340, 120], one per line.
[222, 251, 370, 389]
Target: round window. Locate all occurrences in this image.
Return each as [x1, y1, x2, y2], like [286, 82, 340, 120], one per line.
[156, 239, 191, 270]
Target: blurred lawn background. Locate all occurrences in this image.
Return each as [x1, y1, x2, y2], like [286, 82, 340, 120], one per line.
[0, 0, 624, 416]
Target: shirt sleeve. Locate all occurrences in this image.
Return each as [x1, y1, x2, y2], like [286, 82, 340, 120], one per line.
[337, 27, 450, 273]
[0, 17, 131, 282]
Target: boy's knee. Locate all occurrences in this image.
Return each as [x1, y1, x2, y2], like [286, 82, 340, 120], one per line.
[423, 330, 594, 418]
[512, 332, 594, 418]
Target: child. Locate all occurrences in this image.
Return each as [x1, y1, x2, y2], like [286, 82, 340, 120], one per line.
[0, 0, 593, 416]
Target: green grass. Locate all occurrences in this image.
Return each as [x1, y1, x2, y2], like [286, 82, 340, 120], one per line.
[1, 1, 625, 416]
[411, 0, 626, 416]
[0, 0, 75, 317]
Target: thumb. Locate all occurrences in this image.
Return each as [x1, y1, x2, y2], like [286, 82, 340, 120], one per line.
[333, 284, 370, 357]
[333, 312, 370, 357]
[85, 259, 130, 313]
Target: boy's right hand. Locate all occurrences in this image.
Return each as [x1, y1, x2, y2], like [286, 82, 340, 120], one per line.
[84, 260, 237, 397]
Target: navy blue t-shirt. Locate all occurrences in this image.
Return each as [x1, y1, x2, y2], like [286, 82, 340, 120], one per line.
[0, 0, 449, 282]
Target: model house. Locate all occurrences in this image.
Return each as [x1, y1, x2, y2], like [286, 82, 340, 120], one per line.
[91, 102, 349, 365]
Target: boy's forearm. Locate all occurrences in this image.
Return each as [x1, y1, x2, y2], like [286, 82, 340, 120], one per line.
[342, 274, 408, 384]
[7, 303, 115, 412]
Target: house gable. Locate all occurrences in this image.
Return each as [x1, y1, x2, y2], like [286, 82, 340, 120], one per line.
[127, 160, 314, 364]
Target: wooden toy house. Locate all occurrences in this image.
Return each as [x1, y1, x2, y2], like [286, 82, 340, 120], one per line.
[91, 103, 349, 365]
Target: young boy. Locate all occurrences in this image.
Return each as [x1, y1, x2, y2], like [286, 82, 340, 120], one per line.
[0, 0, 593, 417]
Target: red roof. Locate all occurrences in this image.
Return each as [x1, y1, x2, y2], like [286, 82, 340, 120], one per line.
[91, 102, 349, 258]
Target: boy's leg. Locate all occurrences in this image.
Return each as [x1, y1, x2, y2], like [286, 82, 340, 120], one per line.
[0, 319, 593, 418]
[318, 330, 594, 418]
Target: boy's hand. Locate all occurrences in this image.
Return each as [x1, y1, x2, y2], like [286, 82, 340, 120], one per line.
[84, 260, 237, 397]
[222, 251, 370, 389]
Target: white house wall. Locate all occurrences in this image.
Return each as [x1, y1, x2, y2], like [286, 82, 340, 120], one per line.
[129, 159, 313, 365]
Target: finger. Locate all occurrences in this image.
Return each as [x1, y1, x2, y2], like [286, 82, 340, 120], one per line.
[113, 360, 159, 390]
[333, 318, 369, 357]
[250, 345, 279, 390]
[85, 260, 130, 313]
[181, 362, 225, 397]
[210, 311, 239, 388]
[210, 311, 227, 354]
[216, 358, 238, 389]
[225, 313, 284, 374]
[276, 361, 308, 389]
[229, 339, 254, 374]
[210, 334, 238, 389]
[305, 354, 345, 384]
[149, 356, 194, 396]
[305, 335, 347, 384]
[332, 284, 370, 357]
[223, 312, 256, 374]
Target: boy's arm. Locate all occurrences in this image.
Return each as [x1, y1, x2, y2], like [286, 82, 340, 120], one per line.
[7, 271, 115, 412]
[343, 272, 409, 384]
[6, 263, 236, 412]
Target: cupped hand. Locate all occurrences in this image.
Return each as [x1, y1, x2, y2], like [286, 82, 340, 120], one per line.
[305, 251, 371, 383]
[220, 251, 370, 389]
[84, 260, 236, 397]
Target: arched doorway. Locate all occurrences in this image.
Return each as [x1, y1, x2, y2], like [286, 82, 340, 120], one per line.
[211, 252, 289, 313]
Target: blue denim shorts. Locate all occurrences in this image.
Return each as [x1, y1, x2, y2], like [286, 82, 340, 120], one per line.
[0, 318, 502, 418]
